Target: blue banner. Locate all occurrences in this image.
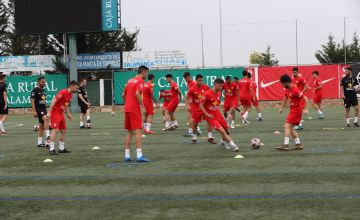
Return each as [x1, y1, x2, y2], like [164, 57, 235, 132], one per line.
[77, 52, 120, 70]
[102, 0, 119, 31]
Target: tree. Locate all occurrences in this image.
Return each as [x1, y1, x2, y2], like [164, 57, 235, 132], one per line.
[348, 32, 360, 63]
[315, 34, 347, 64]
[249, 46, 279, 66]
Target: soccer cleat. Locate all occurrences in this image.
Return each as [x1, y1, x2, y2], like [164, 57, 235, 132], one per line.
[1, 131, 6, 136]
[276, 145, 289, 151]
[191, 139, 197, 144]
[294, 144, 304, 150]
[354, 123, 359, 127]
[197, 128, 202, 135]
[347, 123, 351, 127]
[37, 144, 46, 148]
[230, 122, 235, 129]
[59, 149, 71, 154]
[124, 157, 132, 162]
[208, 138, 216, 144]
[233, 147, 240, 152]
[258, 117, 263, 121]
[318, 114, 325, 120]
[183, 132, 193, 137]
[49, 150, 58, 155]
[45, 137, 51, 149]
[294, 125, 303, 131]
[242, 119, 251, 124]
[136, 156, 151, 163]
[80, 125, 86, 129]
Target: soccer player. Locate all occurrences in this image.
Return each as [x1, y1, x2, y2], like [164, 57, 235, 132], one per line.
[247, 73, 263, 121]
[164, 74, 181, 130]
[222, 76, 238, 128]
[185, 74, 215, 144]
[311, 71, 325, 119]
[31, 76, 50, 148]
[183, 72, 198, 136]
[78, 79, 92, 129]
[122, 66, 151, 162]
[200, 78, 239, 152]
[0, 74, 8, 135]
[48, 81, 80, 155]
[340, 67, 359, 127]
[291, 67, 309, 130]
[143, 74, 158, 134]
[158, 89, 172, 125]
[238, 71, 254, 124]
[277, 74, 308, 151]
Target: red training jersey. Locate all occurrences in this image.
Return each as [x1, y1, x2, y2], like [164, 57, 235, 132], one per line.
[201, 89, 222, 117]
[313, 77, 323, 96]
[188, 84, 210, 111]
[238, 78, 252, 99]
[252, 81, 257, 97]
[143, 81, 154, 103]
[124, 76, 144, 113]
[160, 90, 172, 103]
[187, 79, 196, 89]
[223, 82, 238, 100]
[52, 89, 73, 114]
[292, 75, 307, 91]
[170, 81, 180, 101]
[285, 86, 303, 111]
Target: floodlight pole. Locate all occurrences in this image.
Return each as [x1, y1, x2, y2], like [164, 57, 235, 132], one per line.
[68, 33, 79, 112]
[295, 19, 299, 66]
[344, 17, 347, 65]
[219, 0, 224, 67]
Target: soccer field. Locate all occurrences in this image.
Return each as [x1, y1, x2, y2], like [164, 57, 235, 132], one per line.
[1, 106, 360, 219]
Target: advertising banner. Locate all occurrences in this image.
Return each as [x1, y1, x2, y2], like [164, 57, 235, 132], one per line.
[5, 74, 68, 108]
[102, 0, 119, 31]
[258, 65, 342, 101]
[0, 55, 56, 73]
[114, 68, 244, 104]
[77, 52, 120, 70]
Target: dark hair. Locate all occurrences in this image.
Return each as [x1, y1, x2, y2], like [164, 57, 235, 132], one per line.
[165, 74, 173, 79]
[37, 76, 46, 82]
[0, 74, 5, 80]
[242, 70, 248, 77]
[345, 67, 352, 71]
[81, 78, 87, 82]
[292, 67, 299, 72]
[148, 74, 155, 80]
[234, 77, 239, 81]
[160, 89, 165, 93]
[69, 80, 80, 86]
[280, 74, 292, 84]
[312, 71, 319, 76]
[138, 65, 149, 74]
[214, 78, 225, 84]
[225, 76, 231, 81]
[247, 73, 252, 79]
[183, 72, 191, 78]
[195, 74, 203, 80]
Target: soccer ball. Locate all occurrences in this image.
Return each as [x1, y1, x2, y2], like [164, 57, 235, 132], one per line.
[354, 85, 360, 93]
[111, 112, 115, 116]
[251, 138, 261, 150]
[33, 124, 40, 132]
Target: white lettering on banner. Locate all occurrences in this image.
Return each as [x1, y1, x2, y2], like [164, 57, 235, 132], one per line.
[158, 77, 168, 88]
[6, 83, 14, 93]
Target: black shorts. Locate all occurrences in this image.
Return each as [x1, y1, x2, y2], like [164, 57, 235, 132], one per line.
[79, 103, 90, 114]
[0, 104, 8, 115]
[344, 97, 359, 108]
[36, 109, 47, 124]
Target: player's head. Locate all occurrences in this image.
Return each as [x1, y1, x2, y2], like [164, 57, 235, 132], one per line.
[247, 73, 252, 79]
[183, 72, 191, 82]
[292, 67, 299, 77]
[138, 65, 149, 80]
[280, 74, 292, 89]
[345, 67, 352, 76]
[148, 74, 155, 82]
[195, 74, 204, 86]
[165, 74, 173, 83]
[225, 76, 231, 83]
[312, 71, 319, 78]
[69, 80, 80, 93]
[234, 77, 239, 83]
[242, 70, 248, 77]
[80, 78, 87, 86]
[0, 74, 5, 84]
[213, 78, 224, 92]
[37, 76, 46, 88]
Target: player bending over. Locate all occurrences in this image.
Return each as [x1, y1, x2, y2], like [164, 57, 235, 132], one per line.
[248, 73, 263, 121]
[277, 74, 308, 151]
[238, 71, 254, 124]
[222, 76, 239, 128]
[200, 78, 239, 152]
[78, 79, 92, 129]
[158, 89, 172, 125]
[0, 74, 8, 135]
[185, 74, 215, 144]
[48, 81, 80, 155]
[340, 67, 359, 127]
[122, 66, 151, 162]
[143, 74, 159, 134]
[31, 76, 50, 148]
[164, 74, 181, 130]
[291, 67, 309, 130]
[311, 71, 324, 119]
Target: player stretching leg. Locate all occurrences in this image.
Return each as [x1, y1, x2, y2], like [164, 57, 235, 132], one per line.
[200, 78, 239, 152]
[0, 74, 8, 135]
[48, 81, 80, 155]
[183, 72, 201, 136]
[238, 71, 254, 124]
[78, 79, 92, 128]
[31, 77, 51, 148]
[223, 76, 238, 128]
[143, 74, 159, 134]
[311, 71, 324, 119]
[340, 67, 359, 127]
[277, 75, 308, 151]
[291, 67, 309, 130]
[164, 74, 181, 130]
[248, 73, 263, 121]
[122, 66, 151, 162]
[158, 89, 172, 126]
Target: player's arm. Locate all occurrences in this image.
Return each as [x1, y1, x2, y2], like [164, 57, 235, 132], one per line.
[314, 81, 323, 90]
[3, 90, 7, 110]
[48, 96, 58, 115]
[176, 87, 182, 100]
[31, 98, 37, 117]
[302, 80, 309, 93]
[122, 86, 127, 103]
[279, 96, 288, 113]
[184, 91, 191, 111]
[65, 106, 72, 121]
[78, 93, 89, 106]
[135, 90, 144, 108]
[200, 99, 213, 118]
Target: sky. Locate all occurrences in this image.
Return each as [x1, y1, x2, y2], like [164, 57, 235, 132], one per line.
[122, 0, 360, 67]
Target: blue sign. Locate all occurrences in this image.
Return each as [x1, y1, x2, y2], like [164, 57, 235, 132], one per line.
[77, 52, 120, 70]
[102, 0, 119, 31]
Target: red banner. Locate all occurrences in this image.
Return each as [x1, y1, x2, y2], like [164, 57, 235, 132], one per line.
[257, 64, 342, 101]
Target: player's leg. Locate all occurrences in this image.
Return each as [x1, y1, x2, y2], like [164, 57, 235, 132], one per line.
[191, 122, 198, 143]
[277, 122, 291, 151]
[230, 107, 236, 127]
[242, 105, 251, 124]
[217, 126, 239, 152]
[145, 114, 155, 133]
[186, 111, 194, 136]
[58, 129, 70, 153]
[49, 128, 59, 155]
[164, 109, 172, 130]
[0, 114, 8, 134]
[79, 112, 85, 128]
[37, 122, 45, 148]
[206, 122, 215, 144]
[354, 104, 359, 127]
[290, 126, 303, 149]
[86, 108, 92, 125]
[170, 112, 178, 129]
[124, 130, 133, 161]
[134, 129, 150, 162]
[345, 106, 351, 127]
